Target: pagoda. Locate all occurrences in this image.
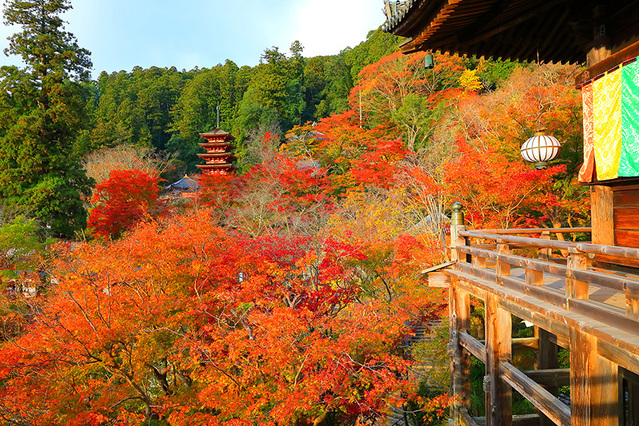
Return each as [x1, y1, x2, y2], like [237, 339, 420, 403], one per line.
[196, 128, 236, 175]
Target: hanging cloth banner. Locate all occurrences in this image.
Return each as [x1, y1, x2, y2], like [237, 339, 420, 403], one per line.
[580, 58, 639, 182]
[593, 67, 623, 181]
[578, 83, 595, 183]
[621, 60, 639, 177]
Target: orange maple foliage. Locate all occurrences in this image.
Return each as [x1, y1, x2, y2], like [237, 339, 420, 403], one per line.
[0, 209, 451, 425]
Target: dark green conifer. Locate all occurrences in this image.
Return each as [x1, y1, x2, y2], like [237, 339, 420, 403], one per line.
[0, 0, 93, 237]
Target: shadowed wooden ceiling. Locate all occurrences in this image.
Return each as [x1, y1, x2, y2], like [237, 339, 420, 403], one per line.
[384, 0, 639, 64]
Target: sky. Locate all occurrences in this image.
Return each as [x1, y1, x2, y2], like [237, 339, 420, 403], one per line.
[0, 0, 387, 77]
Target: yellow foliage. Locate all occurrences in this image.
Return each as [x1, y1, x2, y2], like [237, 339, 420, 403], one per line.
[459, 69, 483, 92]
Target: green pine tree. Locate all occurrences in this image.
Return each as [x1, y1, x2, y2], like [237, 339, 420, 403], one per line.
[0, 0, 93, 237]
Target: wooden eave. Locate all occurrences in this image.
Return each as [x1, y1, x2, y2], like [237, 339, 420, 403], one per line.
[198, 142, 236, 150]
[196, 153, 237, 161]
[386, 0, 639, 64]
[199, 128, 236, 141]
[195, 163, 235, 169]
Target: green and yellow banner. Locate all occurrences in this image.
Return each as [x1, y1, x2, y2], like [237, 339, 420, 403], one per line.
[579, 59, 639, 182]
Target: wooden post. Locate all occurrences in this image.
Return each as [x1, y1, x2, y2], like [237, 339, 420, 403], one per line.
[536, 327, 558, 426]
[449, 202, 471, 425]
[566, 251, 589, 306]
[525, 268, 543, 287]
[626, 285, 639, 320]
[570, 330, 618, 425]
[451, 201, 467, 263]
[450, 281, 471, 425]
[496, 241, 511, 279]
[539, 231, 551, 261]
[485, 294, 512, 426]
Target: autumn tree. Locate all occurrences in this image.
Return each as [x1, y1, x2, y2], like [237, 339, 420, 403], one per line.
[88, 170, 162, 238]
[0, 210, 450, 425]
[0, 0, 93, 237]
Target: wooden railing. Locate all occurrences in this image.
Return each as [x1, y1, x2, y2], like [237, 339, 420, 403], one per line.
[443, 204, 639, 426]
[456, 227, 639, 325]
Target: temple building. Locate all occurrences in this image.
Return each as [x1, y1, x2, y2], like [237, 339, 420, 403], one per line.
[384, 1, 639, 425]
[196, 128, 236, 176]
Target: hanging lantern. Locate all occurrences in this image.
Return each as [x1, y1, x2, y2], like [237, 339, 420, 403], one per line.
[520, 132, 561, 169]
[424, 53, 434, 69]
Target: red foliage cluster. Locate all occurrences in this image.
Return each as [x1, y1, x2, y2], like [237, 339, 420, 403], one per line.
[88, 170, 163, 238]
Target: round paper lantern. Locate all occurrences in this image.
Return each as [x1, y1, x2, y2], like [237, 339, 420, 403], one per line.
[520, 133, 561, 169]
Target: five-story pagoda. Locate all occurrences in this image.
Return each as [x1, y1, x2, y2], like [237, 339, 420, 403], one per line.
[196, 128, 236, 175]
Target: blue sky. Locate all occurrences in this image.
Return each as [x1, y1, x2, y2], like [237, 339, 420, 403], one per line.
[0, 0, 386, 77]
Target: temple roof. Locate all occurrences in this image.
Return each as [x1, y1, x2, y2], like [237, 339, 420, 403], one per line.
[164, 175, 199, 191]
[200, 128, 236, 141]
[383, 0, 639, 64]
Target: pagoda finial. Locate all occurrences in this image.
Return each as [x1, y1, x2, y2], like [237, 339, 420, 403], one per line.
[216, 102, 220, 129]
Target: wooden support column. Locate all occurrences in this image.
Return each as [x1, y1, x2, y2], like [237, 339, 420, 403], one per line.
[450, 279, 471, 425]
[450, 201, 471, 425]
[536, 327, 558, 426]
[486, 294, 512, 426]
[570, 330, 618, 426]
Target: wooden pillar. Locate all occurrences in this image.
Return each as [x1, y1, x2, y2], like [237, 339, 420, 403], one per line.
[450, 202, 471, 425]
[570, 330, 618, 425]
[451, 201, 467, 264]
[591, 185, 615, 246]
[485, 294, 512, 426]
[536, 327, 558, 426]
[450, 280, 471, 425]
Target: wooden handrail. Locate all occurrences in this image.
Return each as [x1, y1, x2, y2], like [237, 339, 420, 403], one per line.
[455, 263, 639, 337]
[460, 230, 639, 260]
[456, 245, 639, 294]
[471, 227, 591, 235]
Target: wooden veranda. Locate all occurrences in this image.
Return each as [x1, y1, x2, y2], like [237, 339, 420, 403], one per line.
[437, 203, 639, 425]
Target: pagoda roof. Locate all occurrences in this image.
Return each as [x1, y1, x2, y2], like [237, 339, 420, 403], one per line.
[199, 142, 236, 149]
[383, 0, 639, 64]
[199, 128, 236, 141]
[197, 153, 237, 160]
[196, 163, 235, 169]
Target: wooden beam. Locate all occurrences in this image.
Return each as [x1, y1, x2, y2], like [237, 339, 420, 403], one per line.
[459, 262, 639, 338]
[446, 267, 639, 358]
[460, 331, 487, 363]
[523, 368, 570, 387]
[500, 361, 571, 426]
[496, 241, 511, 278]
[598, 339, 639, 377]
[461, 230, 639, 261]
[575, 39, 639, 86]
